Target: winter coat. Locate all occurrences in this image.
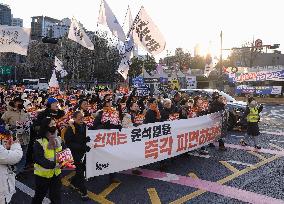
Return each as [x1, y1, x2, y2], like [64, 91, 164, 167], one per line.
[64, 123, 88, 162]
[209, 100, 226, 113]
[144, 109, 160, 124]
[90, 110, 122, 130]
[1, 106, 31, 145]
[0, 143, 23, 203]
[160, 107, 173, 122]
[244, 105, 263, 136]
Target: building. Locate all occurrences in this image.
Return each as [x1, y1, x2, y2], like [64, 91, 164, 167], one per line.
[31, 16, 85, 40]
[11, 16, 23, 27]
[0, 4, 12, 26]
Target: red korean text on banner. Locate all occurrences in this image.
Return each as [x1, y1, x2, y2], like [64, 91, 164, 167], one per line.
[169, 113, 180, 121]
[93, 132, 127, 148]
[56, 148, 76, 169]
[134, 114, 145, 125]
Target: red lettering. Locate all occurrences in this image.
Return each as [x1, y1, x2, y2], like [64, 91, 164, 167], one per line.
[176, 133, 188, 152]
[94, 133, 106, 148]
[145, 140, 159, 159]
[188, 130, 199, 148]
[159, 136, 173, 155]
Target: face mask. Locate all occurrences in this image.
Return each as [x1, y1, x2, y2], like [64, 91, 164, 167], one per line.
[48, 126, 57, 134]
[18, 104, 24, 109]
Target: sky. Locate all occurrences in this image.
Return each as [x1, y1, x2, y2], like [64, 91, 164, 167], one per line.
[2, 0, 284, 59]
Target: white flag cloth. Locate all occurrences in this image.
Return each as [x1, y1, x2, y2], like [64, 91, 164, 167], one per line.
[129, 6, 166, 56]
[60, 70, 68, 77]
[123, 6, 138, 57]
[68, 18, 94, 50]
[0, 25, 30, 55]
[118, 59, 129, 80]
[117, 37, 133, 79]
[54, 56, 64, 72]
[98, 0, 126, 42]
[49, 70, 59, 88]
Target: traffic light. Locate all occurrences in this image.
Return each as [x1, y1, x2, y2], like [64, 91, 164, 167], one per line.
[269, 44, 280, 49]
[42, 37, 58, 44]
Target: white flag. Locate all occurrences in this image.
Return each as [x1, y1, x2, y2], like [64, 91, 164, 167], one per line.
[123, 6, 138, 57]
[118, 60, 129, 80]
[49, 70, 59, 88]
[54, 56, 64, 72]
[60, 70, 68, 77]
[98, 0, 126, 42]
[68, 18, 94, 50]
[129, 7, 166, 56]
[0, 25, 30, 55]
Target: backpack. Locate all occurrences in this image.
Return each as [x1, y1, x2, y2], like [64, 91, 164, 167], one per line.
[61, 124, 75, 142]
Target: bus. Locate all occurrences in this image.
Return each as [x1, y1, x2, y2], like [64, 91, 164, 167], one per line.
[22, 78, 49, 90]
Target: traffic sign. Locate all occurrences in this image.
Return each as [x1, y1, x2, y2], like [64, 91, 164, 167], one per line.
[0, 66, 13, 75]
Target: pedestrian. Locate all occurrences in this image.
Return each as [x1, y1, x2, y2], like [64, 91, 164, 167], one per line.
[144, 98, 161, 124]
[209, 94, 228, 151]
[64, 111, 90, 201]
[0, 137, 23, 204]
[1, 97, 30, 178]
[240, 97, 263, 149]
[32, 117, 63, 204]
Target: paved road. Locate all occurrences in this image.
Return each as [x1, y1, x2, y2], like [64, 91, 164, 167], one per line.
[11, 105, 284, 204]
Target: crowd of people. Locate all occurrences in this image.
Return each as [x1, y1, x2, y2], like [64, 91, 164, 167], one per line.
[0, 86, 263, 203]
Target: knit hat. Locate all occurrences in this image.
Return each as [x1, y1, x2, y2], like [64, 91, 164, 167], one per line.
[47, 97, 58, 105]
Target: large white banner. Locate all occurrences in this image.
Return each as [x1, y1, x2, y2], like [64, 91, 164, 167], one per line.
[86, 112, 222, 178]
[0, 25, 30, 55]
[129, 6, 166, 56]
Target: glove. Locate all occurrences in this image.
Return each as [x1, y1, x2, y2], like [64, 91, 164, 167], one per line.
[84, 145, 91, 153]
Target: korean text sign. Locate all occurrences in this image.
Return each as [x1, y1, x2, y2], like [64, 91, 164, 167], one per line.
[86, 112, 222, 178]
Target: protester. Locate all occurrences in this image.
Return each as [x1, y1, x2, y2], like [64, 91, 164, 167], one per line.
[0, 138, 23, 204]
[32, 117, 63, 204]
[1, 97, 30, 177]
[144, 98, 161, 124]
[160, 99, 174, 122]
[74, 99, 91, 117]
[240, 97, 263, 149]
[64, 111, 90, 201]
[209, 94, 228, 151]
[122, 102, 143, 128]
[171, 92, 181, 113]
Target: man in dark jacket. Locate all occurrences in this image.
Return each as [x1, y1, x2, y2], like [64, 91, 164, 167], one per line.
[171, 92, 181, 113]
[64, 111, 90, 201]
[144, 98, 161, 124]
[209, 94, 227, 151]
[160, 99, 174, 122]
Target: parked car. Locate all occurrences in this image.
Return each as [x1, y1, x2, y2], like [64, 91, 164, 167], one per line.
[180, 89, 247, 130]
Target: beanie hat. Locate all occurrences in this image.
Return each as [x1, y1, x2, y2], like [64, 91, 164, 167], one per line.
[148, 98, 157, 104]
[47, 97, 58, 105]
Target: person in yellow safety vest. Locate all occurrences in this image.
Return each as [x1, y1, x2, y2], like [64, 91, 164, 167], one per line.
[32, 117, 63, 204]
[240, 97, 263, 149]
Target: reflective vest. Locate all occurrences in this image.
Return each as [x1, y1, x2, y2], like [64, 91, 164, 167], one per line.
[34, 138, 62, 178]
[247, 107, 260, 123]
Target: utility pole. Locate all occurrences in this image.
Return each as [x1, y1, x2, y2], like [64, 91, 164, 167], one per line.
[220, 30, 224, 91]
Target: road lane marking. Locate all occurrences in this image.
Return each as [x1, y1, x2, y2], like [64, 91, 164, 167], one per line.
[188, 152, 210, 159]
[123, 158, 284, 204]
[247, 151, 266, 161]
[170, 154, 281, 204]
[219, 161, 239, 173]
[98, 182, 121, 198]
[61, 172, 114, 204]
[147, 188, 162, 204]
[226, 160, 253, 167]
[223, 143, 284, 156]
[187, 173, 198, 179]
[15, 180, 51, 204]
[260, 131, 284, 136]
[269, 143, 284, 151]
[270, 140, 284, 143]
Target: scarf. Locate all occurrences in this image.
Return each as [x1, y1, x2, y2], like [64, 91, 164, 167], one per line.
[149, 104, 161, 120]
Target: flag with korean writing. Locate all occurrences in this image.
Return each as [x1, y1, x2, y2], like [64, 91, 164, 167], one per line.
[0, 25, 30, 55]
[68, 18, 94, 50]
[129, 6, 166, 56]
[86, 111, 223, 178]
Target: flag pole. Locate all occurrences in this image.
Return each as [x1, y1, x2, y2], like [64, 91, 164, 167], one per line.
[122, 5, 130, 29]
[97, 0, 104, 28]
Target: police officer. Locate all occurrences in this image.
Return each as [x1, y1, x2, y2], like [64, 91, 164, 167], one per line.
[32, 117, 62, 204]
[240, 97, 263, 149]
